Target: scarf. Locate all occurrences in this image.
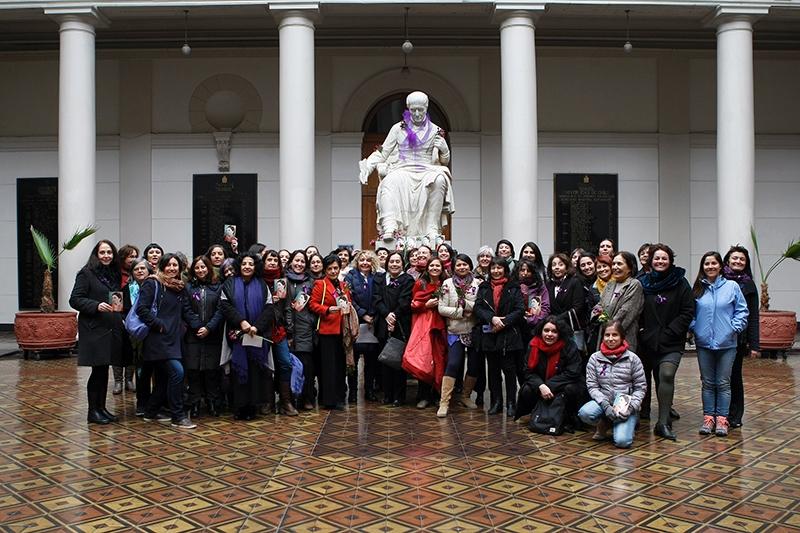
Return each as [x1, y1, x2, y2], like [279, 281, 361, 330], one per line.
[93, 264, 121, 291]
[640, 266, 687, 295]
[722, 265, 752, 285]
[262, 266, 282, 285]
[155, 273, 184, 292]
[413, 278, 439, 304]
[527, 336, 566, 379]
[442, 259, 453, 274]
[595, 277, 608, 295]
[452, 272, 474, 290]
[231, 277, 270, 384]
[600, 340, 629, 358]
[286, 269, 309, 283]
[490, 277, 508, 310]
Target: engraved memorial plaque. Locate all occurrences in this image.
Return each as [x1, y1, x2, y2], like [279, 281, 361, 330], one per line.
[193, 174, 257, 258]
[554, 174, 618, 254]
[17, 178, 58, 309]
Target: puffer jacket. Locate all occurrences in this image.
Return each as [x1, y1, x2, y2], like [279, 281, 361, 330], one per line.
[691, 277, 748, 350]
[585, 349, 646, 412]
[285, 273, 316, 353]
[438, 276, 482, 335]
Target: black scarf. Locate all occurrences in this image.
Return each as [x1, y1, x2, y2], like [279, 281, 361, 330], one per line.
[640, 266, 686, 295]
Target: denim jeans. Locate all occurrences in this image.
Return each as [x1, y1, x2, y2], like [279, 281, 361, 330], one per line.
[578, 400, 638, 449]
[146, 359, 185, 422]
[696, 347, 737, 417]
[272, 338, 293, 382]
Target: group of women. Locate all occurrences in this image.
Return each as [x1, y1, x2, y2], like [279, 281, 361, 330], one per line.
[69, 235, 759, 445]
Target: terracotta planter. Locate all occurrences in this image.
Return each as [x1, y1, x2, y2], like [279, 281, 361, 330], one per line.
[759, 310, 797, 351]
[14, 311, 78, 352]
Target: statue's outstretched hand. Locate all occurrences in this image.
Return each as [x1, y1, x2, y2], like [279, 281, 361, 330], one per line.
[358, 159, 370, 185]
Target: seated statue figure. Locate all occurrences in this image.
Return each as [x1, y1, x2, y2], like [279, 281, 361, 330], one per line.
[359, 91, 455, 249]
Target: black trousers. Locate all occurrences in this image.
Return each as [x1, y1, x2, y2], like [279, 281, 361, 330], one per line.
[728, 343, 747, 424]
[87, 365, 109, 409]
[186, 368, 222, 406]
[318, 334, 346, 407]
[486, 350, 521, 405]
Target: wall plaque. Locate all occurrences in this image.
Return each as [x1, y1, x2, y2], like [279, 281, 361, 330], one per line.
[193, 174, 257, 258]
[554, 173, 618, 255]
[17, 178, 58, 309]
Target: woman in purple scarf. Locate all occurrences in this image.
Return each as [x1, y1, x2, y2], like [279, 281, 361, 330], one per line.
[219, 251, 276, 420]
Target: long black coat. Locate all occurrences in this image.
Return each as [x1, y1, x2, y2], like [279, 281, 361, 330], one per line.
[474, 280, 526, 353]
[546, 276, 586, 327]
[638, 278, 694, 355]
[183, 280, 224, 371]
[69, 266, 126, 367]
[218, 277, 275, 335]
[372, 272, 414, 343]
[136, 278, 201, 361]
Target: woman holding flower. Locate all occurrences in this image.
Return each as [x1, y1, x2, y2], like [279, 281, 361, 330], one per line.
[593, 252, 644, 352]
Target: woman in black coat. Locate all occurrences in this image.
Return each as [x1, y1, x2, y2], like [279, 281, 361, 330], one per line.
[515, 316, 585, 426]
[723, 245, 760, 428]
[69, 240, 128, 424]
[475, 257, 526, 417]
[372, 251, 414, 406]
[184, 255, 224, 417]
[638, 244, 694, 440]
[136, 253, 202, 429]
[218, 252, 276, 420]
[545, 253, 587, 351]
[285, 250, 318, 410]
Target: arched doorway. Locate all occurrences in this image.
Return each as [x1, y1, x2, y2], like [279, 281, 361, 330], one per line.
[360, 94, 452, 249]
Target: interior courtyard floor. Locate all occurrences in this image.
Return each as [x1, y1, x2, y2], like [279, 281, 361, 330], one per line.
[0, 351, 798, 532]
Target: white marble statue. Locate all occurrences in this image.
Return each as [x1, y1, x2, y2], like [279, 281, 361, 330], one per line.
[359, 91, 455, 249]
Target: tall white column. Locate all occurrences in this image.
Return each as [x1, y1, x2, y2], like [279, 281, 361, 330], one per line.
[712, 7, 767, 251]
[46, 8, 105, 310]
[496, 5, 543, 248]
[271, 4, 318, 249]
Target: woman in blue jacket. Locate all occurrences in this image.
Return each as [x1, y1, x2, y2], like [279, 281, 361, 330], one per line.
[344, 250, 382, 402]
[691, 251, 748, 437]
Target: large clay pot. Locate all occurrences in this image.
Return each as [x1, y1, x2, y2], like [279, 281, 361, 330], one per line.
[14, 311, 78, 352]
[759, 310, 797, 351]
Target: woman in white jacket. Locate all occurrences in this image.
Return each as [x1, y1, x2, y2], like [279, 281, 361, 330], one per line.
[437, 254, 483, 416]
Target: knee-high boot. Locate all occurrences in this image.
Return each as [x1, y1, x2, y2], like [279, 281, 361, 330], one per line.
[278, 381, 299, 416]
[437, 376, 456, 418]
[459, 375, 478, 409]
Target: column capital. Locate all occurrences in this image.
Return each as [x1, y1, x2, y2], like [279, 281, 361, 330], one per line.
[44, 6, 109, 28]
[493, 3, 545, 26]
[269, 2, 320, 25]
[703, 5, 769, 29]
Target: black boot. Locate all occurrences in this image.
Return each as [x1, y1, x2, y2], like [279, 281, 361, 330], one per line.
[506, 401, 516, 419]
[96, 384, 118, 422]
[189, 403, 200, 418]
[87, 390, 111, 425]
[347, 374, 358, 403]
[488, 399, 504, 415]
[654, 423, 677, 441]
[278, 382, 299, 416]
[206, 399, 219, 417]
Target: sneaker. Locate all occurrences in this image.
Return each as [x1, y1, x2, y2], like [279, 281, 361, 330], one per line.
[715, 416, 729, 437]
[699, 415, 715, 435]
[143, 411, 171, 423]
[172, 417, 197, 429]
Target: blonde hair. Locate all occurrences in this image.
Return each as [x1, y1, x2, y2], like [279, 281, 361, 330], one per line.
[352, 250, 380, 273]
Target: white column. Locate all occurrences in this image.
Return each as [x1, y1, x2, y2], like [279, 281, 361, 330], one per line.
[46, 8, 105, 310]
[496, 5, 543, 248]
[271, 4, 318, 249]
[712, 7, 767, 251]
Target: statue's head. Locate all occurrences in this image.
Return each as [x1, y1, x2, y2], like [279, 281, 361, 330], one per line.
[406, 91, 429, 125]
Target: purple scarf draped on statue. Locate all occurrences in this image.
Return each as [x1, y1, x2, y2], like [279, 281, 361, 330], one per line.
[231, 277, 270, 384]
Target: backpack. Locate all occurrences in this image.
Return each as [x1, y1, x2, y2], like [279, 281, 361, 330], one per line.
[124, 282, 160, 341]
[528, 393, 567, 436]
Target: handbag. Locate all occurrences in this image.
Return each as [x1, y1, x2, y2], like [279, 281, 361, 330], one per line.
[568, 308, 587, 352]
[378, 323, 406, 370]
[124, 282, 159, 341]
[528, 393, 567, 436]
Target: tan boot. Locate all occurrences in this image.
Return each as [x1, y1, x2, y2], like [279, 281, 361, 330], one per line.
[278, 382, 298, 417]
[437, 376, 456, 418]
[459, 375, 478, 409]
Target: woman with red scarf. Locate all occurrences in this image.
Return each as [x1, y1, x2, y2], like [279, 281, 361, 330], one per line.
[578, 321, 646, 448]
[475, 257, 526, 417]
[402, 257, 448, 409]
[515, 316, 584, 426]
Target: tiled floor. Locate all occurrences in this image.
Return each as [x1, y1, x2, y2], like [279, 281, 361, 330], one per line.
[0, 353, 798, 532]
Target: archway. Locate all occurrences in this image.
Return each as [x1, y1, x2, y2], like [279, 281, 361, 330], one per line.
[360, 93, 452, 249]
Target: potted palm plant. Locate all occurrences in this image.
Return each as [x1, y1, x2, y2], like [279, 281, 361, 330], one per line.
[750, 227, 800, 353]
[14, 225, 97, 358]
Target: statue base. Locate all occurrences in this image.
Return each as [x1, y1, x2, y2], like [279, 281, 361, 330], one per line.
[378, 234, 446, 251]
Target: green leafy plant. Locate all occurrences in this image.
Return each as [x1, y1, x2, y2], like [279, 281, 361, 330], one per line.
[30, 225, 97, 313]
[750, 226, 800, 311]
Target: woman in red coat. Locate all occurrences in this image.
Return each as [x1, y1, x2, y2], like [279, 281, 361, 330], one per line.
[309, 255, 352, 410]
[403, 257, 448, 409]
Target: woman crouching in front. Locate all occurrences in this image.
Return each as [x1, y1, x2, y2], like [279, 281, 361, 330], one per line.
[515, 315, 585, 430]
[578, 321, 646, 448]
